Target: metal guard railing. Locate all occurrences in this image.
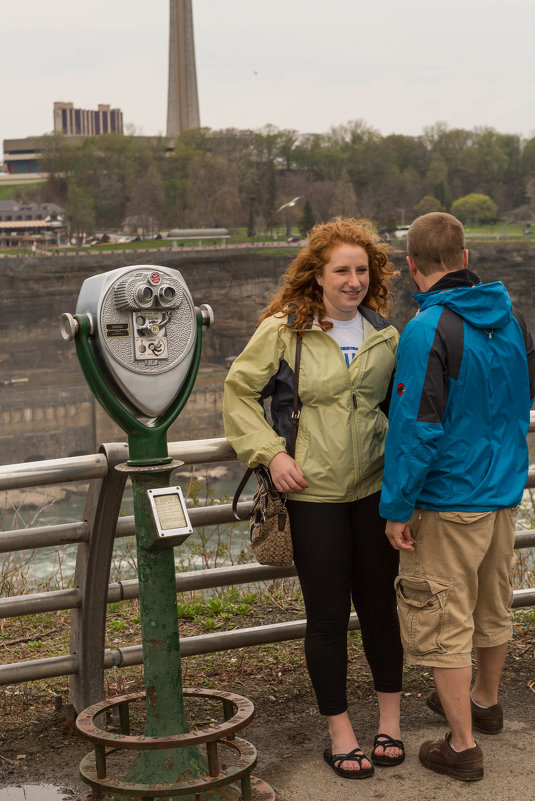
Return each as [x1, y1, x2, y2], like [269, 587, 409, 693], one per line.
[1, 416, 535, 712]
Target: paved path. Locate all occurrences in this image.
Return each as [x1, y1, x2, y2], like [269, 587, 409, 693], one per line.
[251, 698, 535, 801]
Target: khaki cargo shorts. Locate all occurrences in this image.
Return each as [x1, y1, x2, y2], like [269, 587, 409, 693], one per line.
[396, 507, 517, 668]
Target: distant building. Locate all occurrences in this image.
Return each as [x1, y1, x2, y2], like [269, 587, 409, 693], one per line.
[2, 134, 175, 179]
[2, 137, 49, 176]
[53, 102, 123, 137]
[0, 200, 65, 247]
[0, 200, 63, 222]
[4, 99, 124, 177]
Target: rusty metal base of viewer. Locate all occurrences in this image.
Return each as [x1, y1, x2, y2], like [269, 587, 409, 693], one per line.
[76, 687, 275, 800]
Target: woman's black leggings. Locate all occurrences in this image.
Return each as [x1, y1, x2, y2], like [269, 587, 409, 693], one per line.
[286, 491, 403, 716]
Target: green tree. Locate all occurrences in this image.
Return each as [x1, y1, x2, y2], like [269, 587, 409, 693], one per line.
[523, 138, 535, 176]
[277, 129, 299, 170]
[293, 133, 344, 179]
[298, 199, 316, 238]
[261, 161, 277, 233]
[66, 182, 95, 244]
[451, 193, 498, 225]
[414, 195, 444, 216]
[32, 119, 535, 236]
[247, 208, 256, 238]
[424, 157, 450, 206]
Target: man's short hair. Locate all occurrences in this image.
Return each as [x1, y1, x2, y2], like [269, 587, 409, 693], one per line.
[407, 212, 465, 275]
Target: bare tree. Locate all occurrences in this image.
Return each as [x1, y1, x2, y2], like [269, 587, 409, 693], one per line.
[187, 156, 242, 227]
[329, 168, 358, 217]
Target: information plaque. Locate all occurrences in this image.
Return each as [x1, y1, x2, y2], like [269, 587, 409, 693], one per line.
[147, 486, 193, 543]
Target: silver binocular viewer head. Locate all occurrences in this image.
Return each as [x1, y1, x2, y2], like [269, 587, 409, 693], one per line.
[66, 265, 212, 418]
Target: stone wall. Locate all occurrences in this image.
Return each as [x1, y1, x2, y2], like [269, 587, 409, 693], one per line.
[0, 243, 534, 463]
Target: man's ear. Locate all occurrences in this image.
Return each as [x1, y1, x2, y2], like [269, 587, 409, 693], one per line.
[406, 255, 418, 277]
[463, 249, 469, 269]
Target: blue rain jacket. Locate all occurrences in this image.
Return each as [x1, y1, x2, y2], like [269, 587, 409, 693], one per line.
[380, 270, 535, 522]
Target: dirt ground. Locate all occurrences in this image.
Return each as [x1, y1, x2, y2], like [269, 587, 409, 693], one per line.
[0, 613, 534, 801]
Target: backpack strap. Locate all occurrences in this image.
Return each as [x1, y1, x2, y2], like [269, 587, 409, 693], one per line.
[289, 333, 302, 459]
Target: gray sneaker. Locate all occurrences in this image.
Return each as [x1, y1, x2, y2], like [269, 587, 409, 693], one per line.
[426, 689, 503, 734]
[419, 732, 483, 781]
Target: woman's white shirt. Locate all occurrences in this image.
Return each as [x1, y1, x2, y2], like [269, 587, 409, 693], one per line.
[325, 312, 364, 367]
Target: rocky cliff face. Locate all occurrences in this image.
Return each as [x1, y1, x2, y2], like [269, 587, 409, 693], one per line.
[0, 243, 533, 463]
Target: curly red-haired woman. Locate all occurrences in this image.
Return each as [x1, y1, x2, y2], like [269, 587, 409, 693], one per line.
[223, 218, 404, 779]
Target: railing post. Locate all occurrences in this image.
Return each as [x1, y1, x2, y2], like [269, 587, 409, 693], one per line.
[69, 441, 129, 713]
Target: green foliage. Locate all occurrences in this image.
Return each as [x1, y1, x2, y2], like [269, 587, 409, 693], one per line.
[424, 157, 450, 207]
[348, 630, 363, 645]
[0, 184, 37, 200]
[21, 122, 535, 236]
[414, 195, 444, 216]
[207, 598, 223, 615]
[523, 138, 535, 176]
[66, 181, 95, 239]
[262, 162, 277, 232]
[451, 192, 498, 224]
[176, 600, 206, 619]
[298, 198, 315, 237]
[175, 588, 259, 626]
[247, 208, 255, 238]
[514, 607, 535, 624]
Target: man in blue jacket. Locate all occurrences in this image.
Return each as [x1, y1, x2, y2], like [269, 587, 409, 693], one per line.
[380, 212, 535, 781]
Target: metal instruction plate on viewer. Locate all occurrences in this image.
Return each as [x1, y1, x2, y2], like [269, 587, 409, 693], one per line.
[147, 486, 193, 542]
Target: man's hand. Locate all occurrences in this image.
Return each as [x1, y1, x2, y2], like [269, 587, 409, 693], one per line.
[385, 520, 415, 551]
[269, 452, 309, 493]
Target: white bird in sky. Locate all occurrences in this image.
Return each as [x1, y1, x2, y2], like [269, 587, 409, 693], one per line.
[277, 196, 303, 212]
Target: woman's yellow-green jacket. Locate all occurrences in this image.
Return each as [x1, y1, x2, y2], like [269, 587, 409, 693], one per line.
[223, 307, 399, 503]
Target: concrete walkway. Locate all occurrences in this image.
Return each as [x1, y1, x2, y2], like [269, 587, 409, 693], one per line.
[251, 702, 535, 801]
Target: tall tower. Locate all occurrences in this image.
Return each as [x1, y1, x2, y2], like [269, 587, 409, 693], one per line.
[166, 0, 200, 137]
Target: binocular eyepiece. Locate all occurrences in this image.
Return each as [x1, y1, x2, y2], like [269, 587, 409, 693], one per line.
[115, 274, 183, 311]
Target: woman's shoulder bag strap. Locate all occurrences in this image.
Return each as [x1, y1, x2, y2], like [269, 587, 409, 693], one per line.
[232, 332, 303, 520]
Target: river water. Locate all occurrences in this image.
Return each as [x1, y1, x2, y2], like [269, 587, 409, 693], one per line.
[1, 464, 255, 592]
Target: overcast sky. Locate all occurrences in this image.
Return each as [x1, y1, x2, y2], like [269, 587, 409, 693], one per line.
[3, 0, 535, 149]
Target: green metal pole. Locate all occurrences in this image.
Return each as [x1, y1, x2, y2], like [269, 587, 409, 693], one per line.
[121, 465, 204, 797]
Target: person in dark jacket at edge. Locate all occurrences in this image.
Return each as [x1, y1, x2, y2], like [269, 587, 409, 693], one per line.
[380, 212, 535, 781]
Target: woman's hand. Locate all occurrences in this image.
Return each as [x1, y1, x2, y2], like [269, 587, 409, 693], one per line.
[269, 452, 309, 493]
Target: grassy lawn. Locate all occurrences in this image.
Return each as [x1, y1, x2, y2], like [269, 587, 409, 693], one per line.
[0, 182, 47, 200]
[0, 184, 23, 200]
[465, 221, 533, 239]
